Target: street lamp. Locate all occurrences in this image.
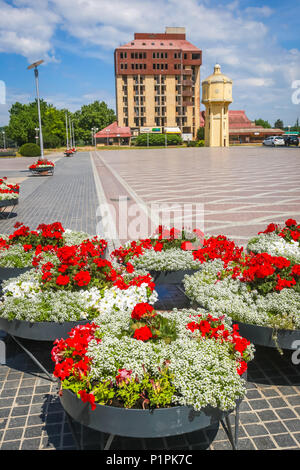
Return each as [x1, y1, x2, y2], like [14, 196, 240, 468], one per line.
[2, 130, 6, 150]
[72, 121, 76, 150]
[106, 128, 110, 146]
[91, 127, 98, 150]
[65, 113, 69, 150]
[35, 127, 39, 145]
[27, 60, 45, 160]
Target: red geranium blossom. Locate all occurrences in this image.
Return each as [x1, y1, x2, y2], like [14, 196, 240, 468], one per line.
[133, 325, 153, 341]
[56, 274, 70, 286]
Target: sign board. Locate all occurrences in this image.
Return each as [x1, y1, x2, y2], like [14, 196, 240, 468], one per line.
[140, 127, 162, 134]
[182, 133, 193, 141]
[165, 127, 181, 134]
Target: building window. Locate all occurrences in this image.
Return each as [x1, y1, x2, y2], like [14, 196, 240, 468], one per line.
[153, 63, 156, 69]
[192, 53, 201, 60]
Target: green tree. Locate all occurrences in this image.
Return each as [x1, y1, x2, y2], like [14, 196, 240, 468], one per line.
[196, 127, 205, 140]
[255, 118, 271, 128]
[274, 119, 284, 129]
[72, 101, 116, 144]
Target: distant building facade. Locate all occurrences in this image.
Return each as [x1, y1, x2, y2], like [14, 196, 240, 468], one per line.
[114, 27, 202, 139]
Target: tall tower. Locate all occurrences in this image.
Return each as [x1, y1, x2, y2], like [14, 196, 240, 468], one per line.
[114, 27, 202, 138]
[201, 64, 232, 147]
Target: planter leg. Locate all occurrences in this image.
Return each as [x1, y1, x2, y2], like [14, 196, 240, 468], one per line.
[10, 335, 55, 382]
[103, 434, 115, 450]
[0, 331, 6, 364]
[65, 412, 83, 450]
[220, 405, 240, 450]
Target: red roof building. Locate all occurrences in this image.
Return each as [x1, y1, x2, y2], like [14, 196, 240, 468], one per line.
[94, 121, 132, 145]
[200, 110, 284, 143]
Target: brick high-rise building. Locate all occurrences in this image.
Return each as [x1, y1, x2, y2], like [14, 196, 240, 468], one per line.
[114, 27, 202, 138]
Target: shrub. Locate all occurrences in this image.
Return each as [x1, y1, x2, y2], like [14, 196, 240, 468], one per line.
[19, 143, 41, 157]
[134, 133, 182, 146]
[187, 140, 205, 147]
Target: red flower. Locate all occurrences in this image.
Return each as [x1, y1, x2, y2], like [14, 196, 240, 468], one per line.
[116, 368, 132, 385]
[23, 244, 32, 252]
[237, 360, 248, 376]
[291, 231, 300, 242]
[56, 274, 70, 286]
[285, 218, 297, 227]
[78, 390, 96, 411]
[291, 265, 300, 277]
[154, 241, 163, 252]
[74, 270, 91, 287]
[126, 262, 134, 273]
[131, 303, 155, 321]
[133, 325, 153, 341]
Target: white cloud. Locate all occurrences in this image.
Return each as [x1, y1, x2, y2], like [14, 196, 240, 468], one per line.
[245, 6, 274, 18]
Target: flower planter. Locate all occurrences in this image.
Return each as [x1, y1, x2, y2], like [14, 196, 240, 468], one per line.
[149, 269, 200, 285]
[0, 266, 32, 282]
[29, 166, 54, 176]
[0, 317, 90, 380]
[0, 317, 89, 341]
[235, 321, 300, 350]
[60, 387, 240, 441]
[0, 198, 18, 219]
[0, 199, 18, 208]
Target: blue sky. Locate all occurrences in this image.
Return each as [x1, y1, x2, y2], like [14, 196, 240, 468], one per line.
[0, 0, 300, 127]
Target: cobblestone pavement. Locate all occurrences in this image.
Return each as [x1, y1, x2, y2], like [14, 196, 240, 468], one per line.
[0, 148, 300, 451]
[92, 146, 300, 247]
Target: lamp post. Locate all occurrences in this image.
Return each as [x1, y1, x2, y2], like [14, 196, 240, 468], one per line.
[2, 130, 6, 149]
[35, 127, 39, 145]
[106, 128, 110, 146]
[91, 127, 98, 150]
[69, 115, 73, 149]
[27, 60, 45, 160]
[65, 113, 69, 150]
[72, 121, 76, 150]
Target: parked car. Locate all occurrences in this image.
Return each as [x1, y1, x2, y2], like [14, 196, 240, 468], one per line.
[283, 135, 299, 146]
[262, 136, 285, 146]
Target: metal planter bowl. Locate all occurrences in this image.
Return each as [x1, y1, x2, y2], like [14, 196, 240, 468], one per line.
[60, 387, 236, 439]
[0, 317, 89, 341]
[235, 321, 300, 350]
[0, 198, 19, 208]
[0, 266, 32, 282]
[150, 269, 200, 285]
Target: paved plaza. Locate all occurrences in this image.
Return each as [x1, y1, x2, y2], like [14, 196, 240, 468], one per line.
[0, 146, 300, 450]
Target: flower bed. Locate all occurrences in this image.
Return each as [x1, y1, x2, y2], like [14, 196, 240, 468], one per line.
[184, 250, 300, 332]
[111, 227, 205, 274]
[0, 237, 157, 323]
[0, 222, 102, 269]
[0, 177, 19, 201]
[247, 219, 300, 263]
[52, 306, 254, 414]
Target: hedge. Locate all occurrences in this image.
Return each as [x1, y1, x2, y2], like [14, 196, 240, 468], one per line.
[134, 133, 183, 146]
[19, 143, 41, 157]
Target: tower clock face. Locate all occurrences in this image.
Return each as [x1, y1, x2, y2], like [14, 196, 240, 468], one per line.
[215, 88, 220, 94]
